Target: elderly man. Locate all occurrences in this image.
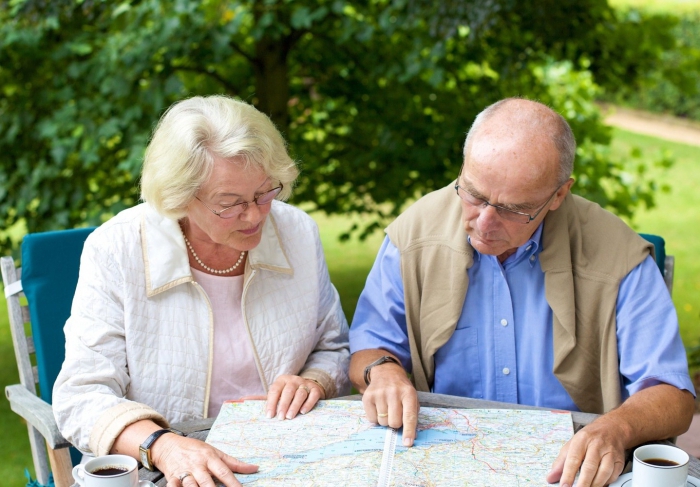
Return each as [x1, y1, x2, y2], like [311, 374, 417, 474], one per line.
[349, 98, 695, 487]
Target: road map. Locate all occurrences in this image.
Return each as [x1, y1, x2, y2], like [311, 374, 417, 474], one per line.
[206, 400, 573, 486]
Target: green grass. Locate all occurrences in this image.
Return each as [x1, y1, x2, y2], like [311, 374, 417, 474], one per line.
[610, 128, 700, 351]
[0, 128, 697, 484]
[312, 212, 385, 323]
[609, 0, 700, 13]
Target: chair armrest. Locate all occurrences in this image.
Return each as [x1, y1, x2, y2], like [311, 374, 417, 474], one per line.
[664, 255, 674, 295]
[5, 384, 72, 449]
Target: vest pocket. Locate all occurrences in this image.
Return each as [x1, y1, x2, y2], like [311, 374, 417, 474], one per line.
[433, 325, 483, 398]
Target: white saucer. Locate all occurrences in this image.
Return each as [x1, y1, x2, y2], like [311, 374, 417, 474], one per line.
[608, 472, 700, 486]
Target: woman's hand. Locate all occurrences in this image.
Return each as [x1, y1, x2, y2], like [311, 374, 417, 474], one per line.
[266, 374, 326, 420]
[151, 433, 258, 487]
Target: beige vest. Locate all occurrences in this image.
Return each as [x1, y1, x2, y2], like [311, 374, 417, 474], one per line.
[385, 183, 653, 414]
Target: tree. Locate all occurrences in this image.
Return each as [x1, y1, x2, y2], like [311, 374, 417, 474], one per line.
[0, 0, 675, 249]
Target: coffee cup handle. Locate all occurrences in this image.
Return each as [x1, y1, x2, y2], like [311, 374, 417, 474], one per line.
[72, 464, 86, 486]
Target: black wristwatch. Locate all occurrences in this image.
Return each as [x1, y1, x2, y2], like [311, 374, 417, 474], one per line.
[363, 355, 401, 386]
[139, 428, 184, 471]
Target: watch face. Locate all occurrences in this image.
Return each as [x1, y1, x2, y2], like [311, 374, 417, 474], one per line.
[139, 449, 149, 467]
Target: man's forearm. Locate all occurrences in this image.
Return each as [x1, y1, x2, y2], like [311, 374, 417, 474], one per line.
[595, 384, 694, 447]
[349, 349, 403, 393]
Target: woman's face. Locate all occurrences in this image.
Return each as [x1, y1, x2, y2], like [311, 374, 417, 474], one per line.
[186, 157, 274, 252]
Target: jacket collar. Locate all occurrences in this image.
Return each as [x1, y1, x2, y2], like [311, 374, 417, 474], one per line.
[141, 202, 292, 297]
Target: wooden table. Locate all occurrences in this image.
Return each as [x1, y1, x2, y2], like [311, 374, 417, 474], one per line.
[137, 391, 700, 485]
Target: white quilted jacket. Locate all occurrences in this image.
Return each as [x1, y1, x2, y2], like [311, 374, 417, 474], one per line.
[52, 201, 350, 455]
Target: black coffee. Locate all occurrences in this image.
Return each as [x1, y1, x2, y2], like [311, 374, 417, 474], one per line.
[643, 458, 680, 467]
[91, 466, 129, 476]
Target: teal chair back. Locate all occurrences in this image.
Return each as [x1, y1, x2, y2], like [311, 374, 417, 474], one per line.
[21, 227, 96, 403]
[639, 233, 666, 276]
[21, 227, 96, 466]
[639, 233, 673, 295]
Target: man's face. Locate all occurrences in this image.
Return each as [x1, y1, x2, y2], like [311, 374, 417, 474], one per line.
[458, 134, 571, 260]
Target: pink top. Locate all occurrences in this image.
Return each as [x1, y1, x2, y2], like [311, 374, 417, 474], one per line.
[191, 268, 265, 417]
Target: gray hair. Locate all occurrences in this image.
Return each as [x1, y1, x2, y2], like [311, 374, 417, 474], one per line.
[462, 98, 576, 184]
[141, 95, 299, 219]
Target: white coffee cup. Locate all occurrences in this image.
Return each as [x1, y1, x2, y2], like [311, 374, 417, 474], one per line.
[632, 444, 689, 487]
[72, 454, 154, 487]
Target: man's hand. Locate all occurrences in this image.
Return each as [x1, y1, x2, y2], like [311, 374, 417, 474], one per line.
[546, 417, 626, 487]
[546, 384, 695, 487]
[350, 350, 420, 446]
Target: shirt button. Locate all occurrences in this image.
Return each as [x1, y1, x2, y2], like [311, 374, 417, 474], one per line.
[530, 255, 536, 262]
[500, 319, 508, 326]
[503, 367, 510, 375]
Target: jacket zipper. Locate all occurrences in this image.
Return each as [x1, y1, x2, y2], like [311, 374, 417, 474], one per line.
[241, 269, 269, 392]
[191, 281, 215, 418]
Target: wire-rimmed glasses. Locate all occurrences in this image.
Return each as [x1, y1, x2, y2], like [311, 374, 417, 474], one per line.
[454, 182, 563, 224]
[196, 184, 283, 219]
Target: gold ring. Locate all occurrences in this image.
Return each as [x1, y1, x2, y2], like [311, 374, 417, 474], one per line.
[298, 385, 310, 394]
[178, 472, 192, 482]
[377, 412, 389, 418]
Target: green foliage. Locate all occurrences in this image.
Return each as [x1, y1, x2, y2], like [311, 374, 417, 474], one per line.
[610, 128, 700, 369]
[604, 9, 700, 121]
[689, 343, 700, 370]
[0, 0, 678, 246]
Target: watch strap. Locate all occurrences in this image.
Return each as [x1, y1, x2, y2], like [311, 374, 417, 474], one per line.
[363, 355, 401, 386]
[139, 428, 183, 471]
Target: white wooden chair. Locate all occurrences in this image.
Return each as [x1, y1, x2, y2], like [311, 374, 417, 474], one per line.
[2, 256, 73, 487]
[2, 227, 94, 487]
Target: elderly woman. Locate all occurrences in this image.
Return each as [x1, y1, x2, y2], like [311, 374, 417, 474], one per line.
[52, 95, 350, 486]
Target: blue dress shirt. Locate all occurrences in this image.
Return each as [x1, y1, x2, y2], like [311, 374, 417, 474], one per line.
[349, 224, 695, 411]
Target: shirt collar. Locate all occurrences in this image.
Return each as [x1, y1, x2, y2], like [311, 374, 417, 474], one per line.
[141, 201, 292, 296]
[468, 222, 544, 268]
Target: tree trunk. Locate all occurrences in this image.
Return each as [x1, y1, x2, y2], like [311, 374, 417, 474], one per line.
[253, 35, 290, 134]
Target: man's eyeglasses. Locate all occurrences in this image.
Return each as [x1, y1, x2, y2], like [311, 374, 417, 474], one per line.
[454, 182, 562, 224]
[196, 184, 283, 219]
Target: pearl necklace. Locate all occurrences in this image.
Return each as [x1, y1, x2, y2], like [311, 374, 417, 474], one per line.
[182, 234, 246, 275]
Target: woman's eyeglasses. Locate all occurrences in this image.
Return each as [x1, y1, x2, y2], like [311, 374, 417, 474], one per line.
[196, 184, 283, 219]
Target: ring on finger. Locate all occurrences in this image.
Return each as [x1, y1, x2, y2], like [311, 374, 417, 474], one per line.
[298, 384, 310, 394]
[178, 472, 192, 482]
[377, 412, 389, 418]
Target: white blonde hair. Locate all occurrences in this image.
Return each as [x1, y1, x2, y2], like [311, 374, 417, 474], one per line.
[141, 95, 299, 219]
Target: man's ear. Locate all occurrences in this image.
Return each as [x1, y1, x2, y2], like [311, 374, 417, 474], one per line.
[548, 178, 575, 211]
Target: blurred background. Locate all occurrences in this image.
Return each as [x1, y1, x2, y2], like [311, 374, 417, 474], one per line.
[1, 0, 699, 483]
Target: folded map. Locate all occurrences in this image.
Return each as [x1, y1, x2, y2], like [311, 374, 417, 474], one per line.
[206, 400, 572, 486]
